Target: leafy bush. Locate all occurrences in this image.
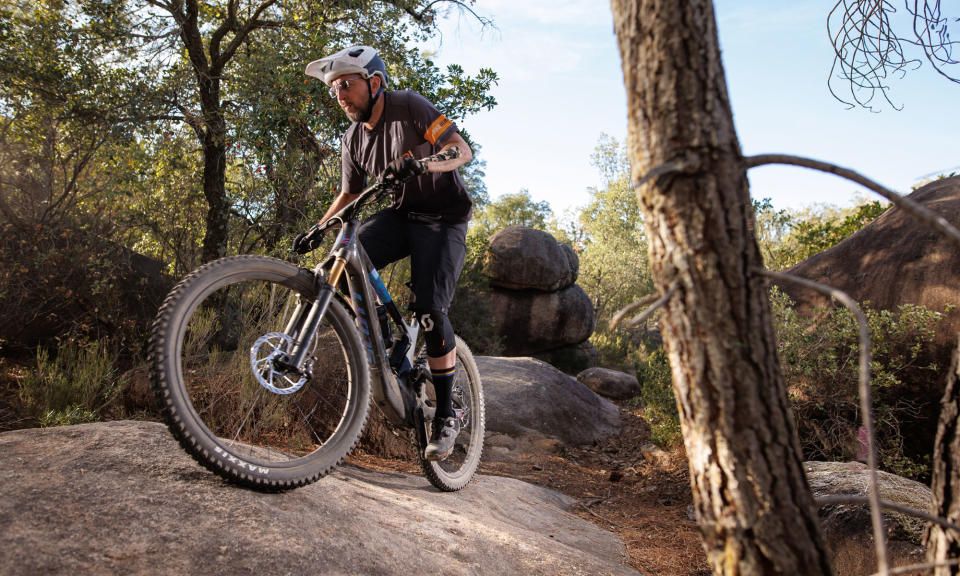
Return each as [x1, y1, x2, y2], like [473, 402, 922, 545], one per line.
[636, 347, 682, 449]
[18, 339, 127, 427]
[771, 289, 942, 479]
[627, 291, 943, 474]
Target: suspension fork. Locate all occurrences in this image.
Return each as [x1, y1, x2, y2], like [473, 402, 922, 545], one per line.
[282, 235, 353, 372]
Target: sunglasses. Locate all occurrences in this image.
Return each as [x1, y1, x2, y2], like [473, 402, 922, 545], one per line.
[328, 78, 364, 98]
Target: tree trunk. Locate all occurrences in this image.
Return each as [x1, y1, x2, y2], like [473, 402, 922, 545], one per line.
[926, 340, 960, 575]
[200, 124, 228, 263]
[609, 1, 833, 574]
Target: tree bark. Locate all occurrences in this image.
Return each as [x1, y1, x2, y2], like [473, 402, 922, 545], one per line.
[200, 122, 228, 263]
[609, 1, 833, 574]
[926, 340, 960, 575]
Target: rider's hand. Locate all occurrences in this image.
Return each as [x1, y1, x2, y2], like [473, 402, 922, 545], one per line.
[292, 227, 324, 254]
[382, 155, 427, 186]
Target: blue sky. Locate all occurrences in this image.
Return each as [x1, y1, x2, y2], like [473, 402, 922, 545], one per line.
[425, 0, 960, 216]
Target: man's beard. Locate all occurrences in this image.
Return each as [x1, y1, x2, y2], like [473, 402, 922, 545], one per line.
[345, 105, 367, 123]
[344, 94, 371, 123]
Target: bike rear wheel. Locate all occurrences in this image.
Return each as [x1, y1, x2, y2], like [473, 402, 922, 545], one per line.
[418, 336, 485, 491]
[149, 255, 370, 491]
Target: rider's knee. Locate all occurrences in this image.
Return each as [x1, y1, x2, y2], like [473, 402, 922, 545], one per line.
[415, 309, 456, 357]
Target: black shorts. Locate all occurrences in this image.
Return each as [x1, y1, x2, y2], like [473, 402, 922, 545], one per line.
[357, 208, 467, 314]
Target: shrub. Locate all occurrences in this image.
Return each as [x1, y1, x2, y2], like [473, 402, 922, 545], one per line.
[626, 291, 942, 474]
[0, 222, 169, 355]
[771, 289, 942, 480]
[636, 347, 682, 449]
[18, 339, 127, 427]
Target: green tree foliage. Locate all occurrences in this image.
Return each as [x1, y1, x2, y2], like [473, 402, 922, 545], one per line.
[1, 0, 498, 281]
[469, 188, 552, 240]
[754, 197, 889, 270]
[0, 1, 150, 230]
[2, 0, 498, 266]
[752, 197, 795, 270]
[574, 135, 654, 368]
[789, 200, 888, 262]
[0, 1, 172, 351]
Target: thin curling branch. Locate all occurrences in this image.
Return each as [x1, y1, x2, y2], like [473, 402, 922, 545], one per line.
[760, 269, 889, 576]
[746, 154, 960, 252]
[873, 558, 960, 576]
[609, 282, 679, 330]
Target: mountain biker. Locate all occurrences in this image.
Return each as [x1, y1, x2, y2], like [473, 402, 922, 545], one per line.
[295, 45, 474, 462]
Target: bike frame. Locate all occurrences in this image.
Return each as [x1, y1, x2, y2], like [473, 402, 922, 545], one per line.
[283, 182, 423, 427]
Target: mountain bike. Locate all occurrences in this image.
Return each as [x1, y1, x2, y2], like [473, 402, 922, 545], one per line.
[148, 178, 485, 492]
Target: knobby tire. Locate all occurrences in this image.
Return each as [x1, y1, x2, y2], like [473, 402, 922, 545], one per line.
[419, 336, 486, 492]
[149, 255, 370, 491]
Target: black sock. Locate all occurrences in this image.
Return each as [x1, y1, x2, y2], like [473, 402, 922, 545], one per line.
[431, 366, 456, 420]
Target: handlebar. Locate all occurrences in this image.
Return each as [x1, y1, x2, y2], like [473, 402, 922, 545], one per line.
[310, 178, 396, 237]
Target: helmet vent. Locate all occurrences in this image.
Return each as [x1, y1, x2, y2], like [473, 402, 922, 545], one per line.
[349, 48, 364, 57]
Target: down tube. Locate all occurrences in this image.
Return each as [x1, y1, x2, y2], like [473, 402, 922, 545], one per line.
[347, 260, 406, 425]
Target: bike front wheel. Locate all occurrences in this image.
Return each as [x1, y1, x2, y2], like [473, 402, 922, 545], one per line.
[149, 255, 370, 491]
[419, 336, 486, 491]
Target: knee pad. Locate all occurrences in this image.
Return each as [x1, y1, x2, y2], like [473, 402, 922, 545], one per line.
[416, 309, 456, 357]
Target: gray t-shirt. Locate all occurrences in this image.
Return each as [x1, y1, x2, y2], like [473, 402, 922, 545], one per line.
[340, 90, 472, 223]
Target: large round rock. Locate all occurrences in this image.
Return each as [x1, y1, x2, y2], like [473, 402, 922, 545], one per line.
[477, 356, 620, 448]
[487, 284, 595, 356]
[486, 226, 579, 292]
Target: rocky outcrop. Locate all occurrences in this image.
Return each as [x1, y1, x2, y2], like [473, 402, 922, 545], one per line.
[0, 421, 640, 576]
[782, 176, 960, 356]
[478, 356, 620, 460]
[805, 461, 930, 575]
[484, 226, 596, 366]
[577, 367, 642, 401]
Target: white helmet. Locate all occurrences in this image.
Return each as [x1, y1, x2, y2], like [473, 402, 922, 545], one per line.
[305, 46, 389, 87]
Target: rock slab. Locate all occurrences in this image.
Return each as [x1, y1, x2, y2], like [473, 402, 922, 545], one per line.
[0, 421, 641, 576]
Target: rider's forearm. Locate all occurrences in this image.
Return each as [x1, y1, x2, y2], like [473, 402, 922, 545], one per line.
[319, 191, 358, 226]
[422, 134, 472, 173]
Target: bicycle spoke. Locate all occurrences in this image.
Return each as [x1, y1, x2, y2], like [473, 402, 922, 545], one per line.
[232, 386, 266, 446]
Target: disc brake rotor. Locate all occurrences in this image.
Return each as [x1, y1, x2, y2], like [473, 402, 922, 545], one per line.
[250, 332, 308, 395]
